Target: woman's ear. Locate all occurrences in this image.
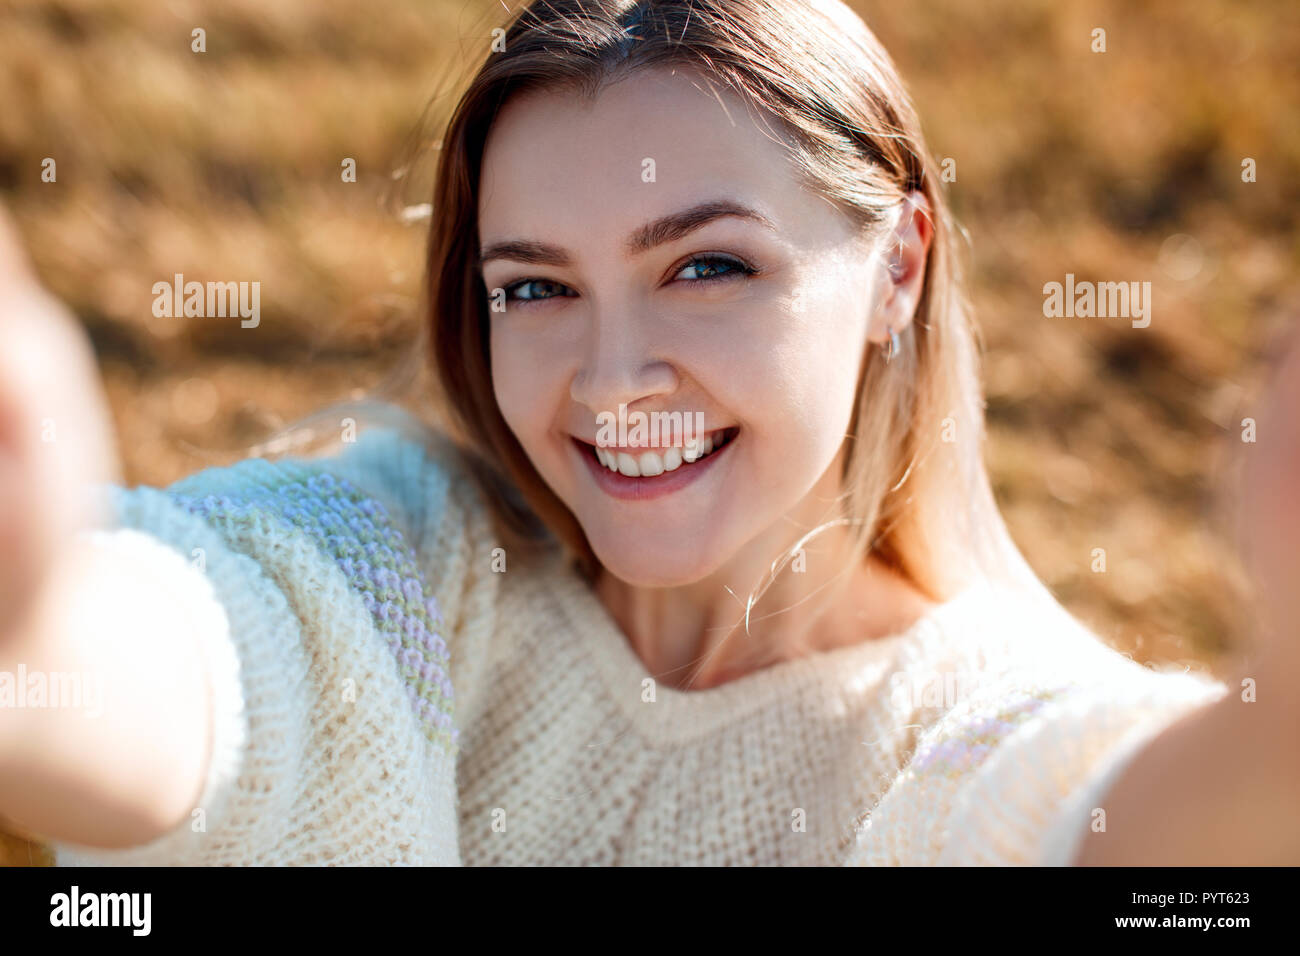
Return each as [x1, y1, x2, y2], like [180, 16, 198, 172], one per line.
[870, 190, 933, 345]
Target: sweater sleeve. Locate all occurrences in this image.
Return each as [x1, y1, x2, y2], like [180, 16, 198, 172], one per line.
[49, 412, 469, 866]
[935, 662, 1227, 866]
[848, 618, 1229, 867]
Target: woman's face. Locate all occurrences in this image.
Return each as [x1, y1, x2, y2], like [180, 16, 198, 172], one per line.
[477, 66, 900, 588]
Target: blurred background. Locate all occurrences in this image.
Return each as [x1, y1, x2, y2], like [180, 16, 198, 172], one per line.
[1, 0, 1297, 864]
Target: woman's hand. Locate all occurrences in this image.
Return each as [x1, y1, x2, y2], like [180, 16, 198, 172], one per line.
[0, 208, 217, 851]
[1238, 321, 1300, 699]
[0, 204, 123, 647]
[1074, 320, 1300, 865]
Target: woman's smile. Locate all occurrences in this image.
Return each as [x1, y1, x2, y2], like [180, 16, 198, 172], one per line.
[570, 426, 740, 501]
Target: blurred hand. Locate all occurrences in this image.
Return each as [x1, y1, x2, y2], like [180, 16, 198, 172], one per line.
[1236, 320, 1300, 707]
[0, 205, 122, 648]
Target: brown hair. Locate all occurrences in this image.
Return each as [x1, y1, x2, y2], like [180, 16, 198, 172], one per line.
[421, 0, 1047, 620]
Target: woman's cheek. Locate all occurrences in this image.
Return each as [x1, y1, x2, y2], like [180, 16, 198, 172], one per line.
[761, 339, 862, 477]
[490, 331, 549, 444]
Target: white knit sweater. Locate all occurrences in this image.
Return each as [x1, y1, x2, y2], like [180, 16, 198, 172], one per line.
[50, 408, 1227, 866]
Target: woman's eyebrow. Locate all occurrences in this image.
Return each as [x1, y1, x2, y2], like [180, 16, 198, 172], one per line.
[476, 199, 776, 270]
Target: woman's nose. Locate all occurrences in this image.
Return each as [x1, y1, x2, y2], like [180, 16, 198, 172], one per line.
[568, 316, 678, 416]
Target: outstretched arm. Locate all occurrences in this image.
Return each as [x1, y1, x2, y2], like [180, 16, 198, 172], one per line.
[0, 207, 214, 849]
[1071, 323, 1300, 866]
[0, 205, 464, 866]
[1069, 675, 1300, 865]
[0, 533, 218, 849]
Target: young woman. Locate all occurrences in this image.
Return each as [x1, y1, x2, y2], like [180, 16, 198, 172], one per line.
[2, 0, 1297, 866]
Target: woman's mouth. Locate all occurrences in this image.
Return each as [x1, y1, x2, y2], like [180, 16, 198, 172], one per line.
[570, 426, 740, 501]
[579, 425, 739, 476]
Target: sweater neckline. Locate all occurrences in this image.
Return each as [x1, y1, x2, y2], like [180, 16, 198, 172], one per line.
[549, 560, 989, 746]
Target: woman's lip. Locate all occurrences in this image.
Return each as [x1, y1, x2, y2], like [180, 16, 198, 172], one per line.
[571, 428, 738, 502]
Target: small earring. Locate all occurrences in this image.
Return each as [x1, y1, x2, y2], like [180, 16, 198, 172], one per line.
[882, 325, 901, 363]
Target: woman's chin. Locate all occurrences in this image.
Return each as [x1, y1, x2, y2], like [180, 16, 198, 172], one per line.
[587, 538, 727, 589]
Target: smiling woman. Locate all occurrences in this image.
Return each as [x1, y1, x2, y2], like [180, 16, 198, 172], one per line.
[436, 4, 1019, 667]
[2, 0, 1295, 872]
[473, 68, 944, 640]
[404, 0, 1256, 866]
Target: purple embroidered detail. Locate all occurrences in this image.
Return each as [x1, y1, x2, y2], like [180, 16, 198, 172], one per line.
[174, 468, 457, 754]
[910, 685, 1072, 775]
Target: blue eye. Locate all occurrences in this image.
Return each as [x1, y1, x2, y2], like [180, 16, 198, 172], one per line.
[674, 254, 757, 283]
[496, 253, 757, 308]
[500, 278, 576, 304]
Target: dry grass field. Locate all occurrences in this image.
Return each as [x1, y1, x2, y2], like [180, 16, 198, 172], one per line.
[1, 0, 1297, 864]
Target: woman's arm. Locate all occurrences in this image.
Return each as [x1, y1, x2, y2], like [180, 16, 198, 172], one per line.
[0, 205, 464, 866]
[0, 206, 214, 849]
[0, 531, 214, 849]
[1071, 678, 1300, 865]
[1072, 323, 1300, 866]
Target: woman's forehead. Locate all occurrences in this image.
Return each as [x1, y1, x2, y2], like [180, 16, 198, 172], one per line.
[476, 71, 856, 257]
[479, 70, 793, 213]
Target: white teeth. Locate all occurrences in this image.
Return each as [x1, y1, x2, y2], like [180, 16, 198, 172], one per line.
[592, 429, 732, 476]
[616, 452, 640, 477]
[682, 435, 714, 462]
[682, 439, 702, 463]
[638, 451, 664, 476]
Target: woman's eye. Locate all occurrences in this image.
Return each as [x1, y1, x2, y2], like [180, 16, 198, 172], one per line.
[674, 254, 756, 283]
[502, 279, 573, 304]
[495, 254, 757, 309]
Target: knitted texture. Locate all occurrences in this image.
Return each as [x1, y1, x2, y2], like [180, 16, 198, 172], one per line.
[456, 559, 1226, 865]
[172, 470, 456, 755]
[48, 404, 1228, 866]
[52, 420, 463, 866]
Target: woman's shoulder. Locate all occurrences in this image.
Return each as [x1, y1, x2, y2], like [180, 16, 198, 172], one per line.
[898, 578, 1224, 698]
[145, 401, 508, 657]
[907, 579, 1228, 751]
[161, 400, 490, 549]
[849, 579, 1229, 865]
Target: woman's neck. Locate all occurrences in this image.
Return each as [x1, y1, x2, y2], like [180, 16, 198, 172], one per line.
[593, 534, 938, 691]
